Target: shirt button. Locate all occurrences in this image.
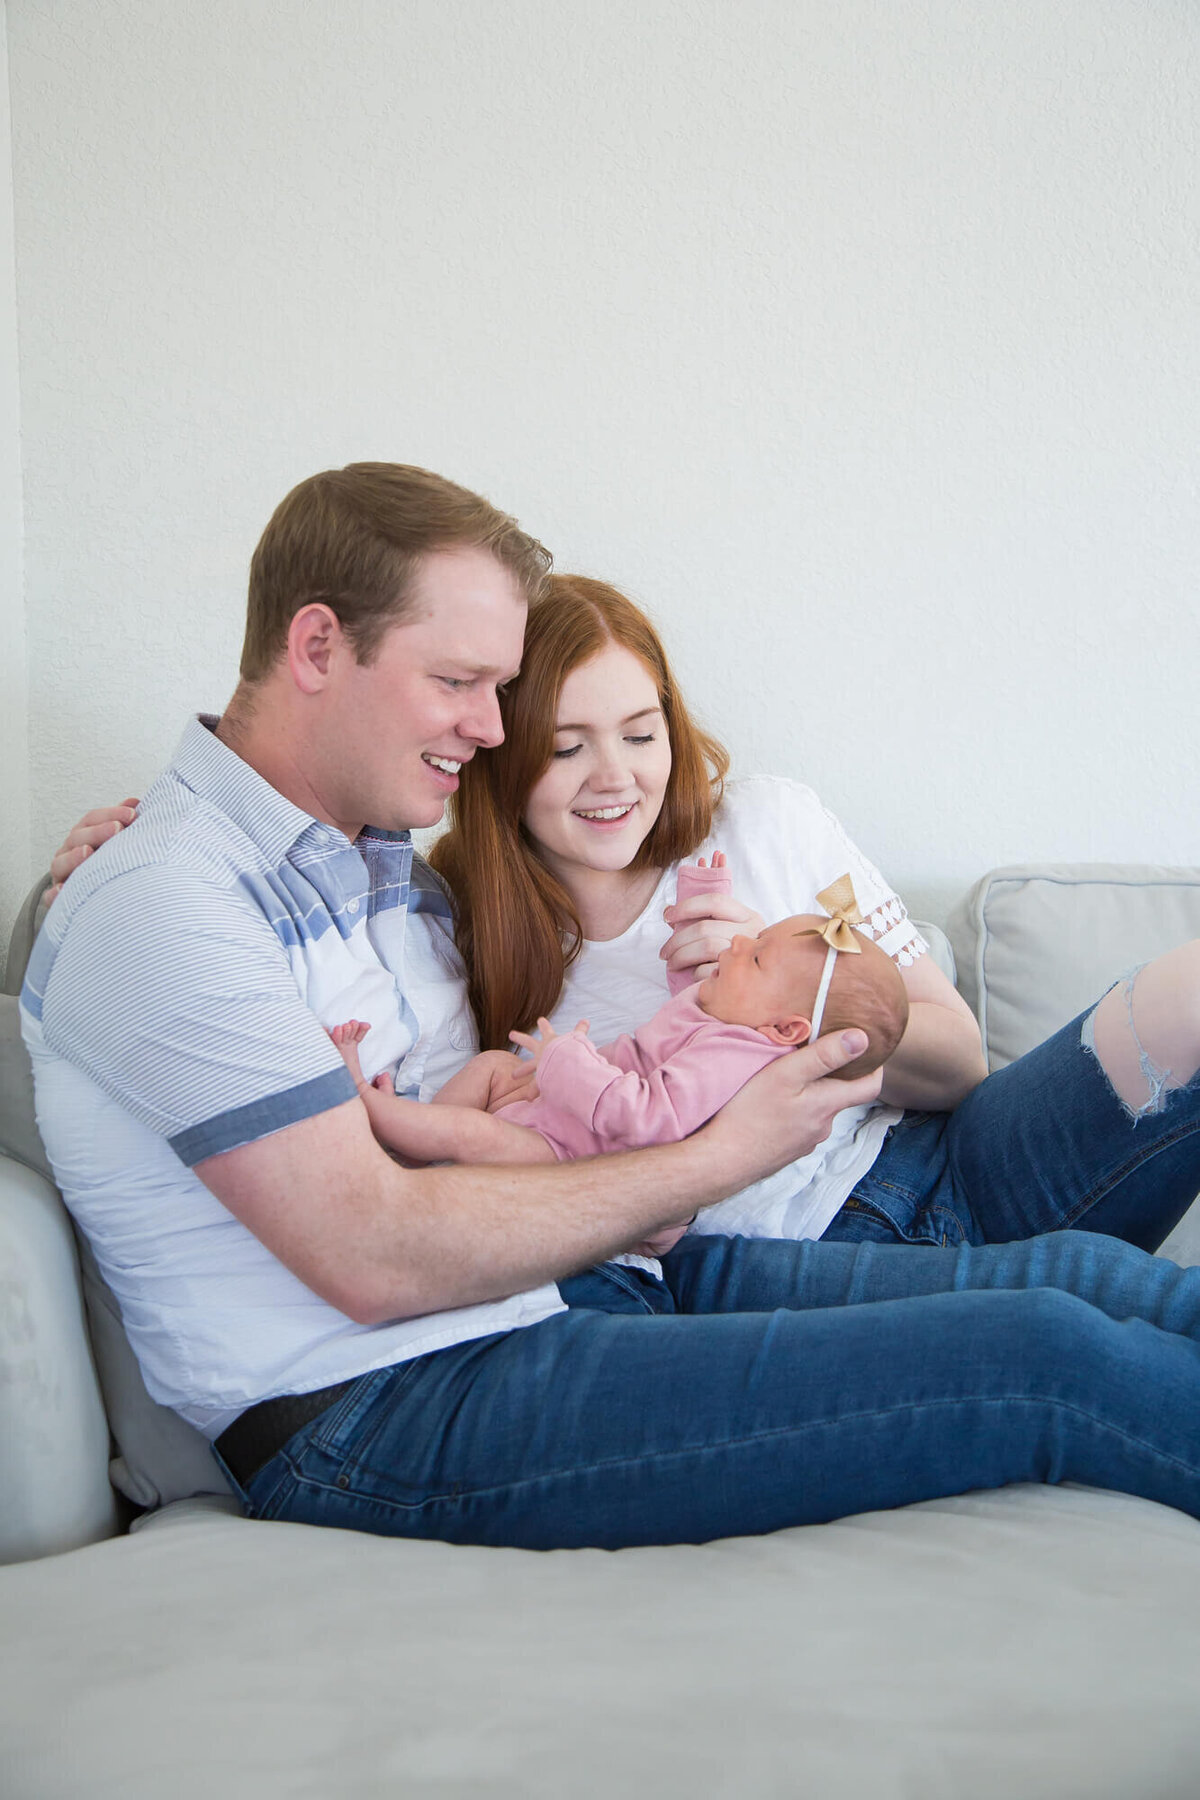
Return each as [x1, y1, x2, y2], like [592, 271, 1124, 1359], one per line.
[347, 898, 360, 915]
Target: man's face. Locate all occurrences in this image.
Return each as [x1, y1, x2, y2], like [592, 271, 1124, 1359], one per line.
[322, 547, 527, 837]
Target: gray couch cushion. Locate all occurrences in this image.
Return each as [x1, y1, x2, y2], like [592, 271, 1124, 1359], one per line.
[3, 1486, 1200, 1796]
[0, 993, 233, 1510]
[0, 1154, 118, 1562]
[0, 995, 53, 1184]
[2, 872, 49, 996]
[945, 863, 1200, 1268]
[946, 863, 1200, 1071]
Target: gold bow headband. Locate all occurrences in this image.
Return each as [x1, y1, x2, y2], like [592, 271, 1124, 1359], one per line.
[800, 873, 863, 1036]
[803, 873, 864, 955]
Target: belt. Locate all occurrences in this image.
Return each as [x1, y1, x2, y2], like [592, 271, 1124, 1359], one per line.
[215, 1380, 354, 1487]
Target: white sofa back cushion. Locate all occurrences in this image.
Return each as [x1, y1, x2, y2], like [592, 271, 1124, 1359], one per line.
[947, 863, 1200, 1072]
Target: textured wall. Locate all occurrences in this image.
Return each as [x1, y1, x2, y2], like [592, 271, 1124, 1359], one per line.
[6, 0, 1199, 943]
[1, 4, 29, 947]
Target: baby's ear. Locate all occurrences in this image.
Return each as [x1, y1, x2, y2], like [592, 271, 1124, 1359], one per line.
[760, 1015, 812, 1048]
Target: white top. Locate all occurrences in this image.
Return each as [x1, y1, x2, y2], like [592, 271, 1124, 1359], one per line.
[546, 777, 927, 1247]
[21, 719, 563, 1439]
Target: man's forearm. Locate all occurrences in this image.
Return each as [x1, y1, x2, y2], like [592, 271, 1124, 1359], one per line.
[199, 1031, 882, 1327]
[202, 1095, 764, 1326]
[353, 1125, 764, 1322]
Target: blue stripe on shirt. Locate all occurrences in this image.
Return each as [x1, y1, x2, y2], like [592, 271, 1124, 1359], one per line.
[169, 1066, 359, 1166]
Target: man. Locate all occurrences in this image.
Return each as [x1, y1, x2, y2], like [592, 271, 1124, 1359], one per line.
[23, 462, 885, 1542]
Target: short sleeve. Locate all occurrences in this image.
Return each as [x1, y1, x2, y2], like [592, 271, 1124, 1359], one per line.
[36, 866, 356, 1165]
[709, 778, 929, 968]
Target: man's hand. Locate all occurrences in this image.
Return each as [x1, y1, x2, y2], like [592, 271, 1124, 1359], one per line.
[46, 800, 139, 902]
[702, 1027, 883, 1186]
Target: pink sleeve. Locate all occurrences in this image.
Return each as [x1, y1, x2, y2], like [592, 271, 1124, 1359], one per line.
[666, 861, 735, 997]
[536, 1025, 783, 1153]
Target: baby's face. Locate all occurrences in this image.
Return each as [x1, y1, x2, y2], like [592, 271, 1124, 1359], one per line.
[697, 918, 826, 1035]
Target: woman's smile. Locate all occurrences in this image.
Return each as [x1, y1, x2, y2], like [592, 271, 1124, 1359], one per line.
[522, 643, 673, 894]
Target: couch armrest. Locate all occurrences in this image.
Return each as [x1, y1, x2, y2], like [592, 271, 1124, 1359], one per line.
[0, 1152, 119, 1563]
[4, 874, 50, 997]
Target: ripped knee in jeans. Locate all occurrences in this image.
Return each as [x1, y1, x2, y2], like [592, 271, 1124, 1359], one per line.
[1081, 964, 1175, 1123]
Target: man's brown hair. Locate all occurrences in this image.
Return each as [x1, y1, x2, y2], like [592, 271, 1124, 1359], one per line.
[240, 462, 552, 681]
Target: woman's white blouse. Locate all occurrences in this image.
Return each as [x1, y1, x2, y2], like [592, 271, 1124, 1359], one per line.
[546, 777, 928, 1247]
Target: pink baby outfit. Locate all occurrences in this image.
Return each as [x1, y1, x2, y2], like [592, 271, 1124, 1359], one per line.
[496, 987, 790, 1161]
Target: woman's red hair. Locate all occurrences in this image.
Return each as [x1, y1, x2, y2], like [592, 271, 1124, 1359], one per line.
[430, 574, 729, 1049]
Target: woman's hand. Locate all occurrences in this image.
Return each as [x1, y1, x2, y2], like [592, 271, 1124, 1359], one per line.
[660, 892, 765, 985]
[46, 799, 139, 903]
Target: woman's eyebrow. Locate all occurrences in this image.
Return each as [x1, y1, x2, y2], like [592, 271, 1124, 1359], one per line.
[554, 706, 662, 732]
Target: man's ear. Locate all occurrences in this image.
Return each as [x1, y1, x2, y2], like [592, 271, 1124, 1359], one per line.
[760, 1015, 812, 1048]
[287, 604, 344, 694]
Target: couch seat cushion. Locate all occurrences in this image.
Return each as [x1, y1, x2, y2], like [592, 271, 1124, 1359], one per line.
[3, 1487, 1200, 1797]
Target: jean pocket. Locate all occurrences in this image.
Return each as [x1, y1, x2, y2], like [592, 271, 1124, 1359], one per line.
[834, 1190, 946, 1247]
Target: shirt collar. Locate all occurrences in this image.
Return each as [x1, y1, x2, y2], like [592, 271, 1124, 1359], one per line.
[170, 715, 348, 866]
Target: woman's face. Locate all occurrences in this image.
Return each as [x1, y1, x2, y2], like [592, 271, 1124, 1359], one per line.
[522, 643, 674, 890]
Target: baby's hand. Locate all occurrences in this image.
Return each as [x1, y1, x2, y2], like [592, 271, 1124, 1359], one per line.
[508, 1017, 589, 1075]
[328, 1019, 373, 1093]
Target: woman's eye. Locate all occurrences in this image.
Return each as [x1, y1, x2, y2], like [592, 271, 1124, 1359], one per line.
[553, 744, 582, 760]
[626, 733, 655, 746]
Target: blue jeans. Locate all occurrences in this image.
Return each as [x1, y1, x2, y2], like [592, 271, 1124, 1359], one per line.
[237, 1229, 1200, 1547]
[825, 1004, 1200, 1252]
[233, 1000, 1200, 1548]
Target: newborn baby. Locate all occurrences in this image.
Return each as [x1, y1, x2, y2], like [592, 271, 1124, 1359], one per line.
[330, 870, 909, 1166]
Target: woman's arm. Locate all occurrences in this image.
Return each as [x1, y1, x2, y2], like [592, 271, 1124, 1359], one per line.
[878, 952, 988, 1111]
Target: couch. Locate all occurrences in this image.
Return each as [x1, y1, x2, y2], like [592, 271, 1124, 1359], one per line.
[4, 862, 1200, 1799]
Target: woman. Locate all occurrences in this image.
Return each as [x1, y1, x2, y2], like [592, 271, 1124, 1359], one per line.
[427, 573, 1200, 1257]
[54, 574, 1200, 1259]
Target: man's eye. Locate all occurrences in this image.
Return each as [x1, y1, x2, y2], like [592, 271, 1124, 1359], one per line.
[553, 744, 582, 759]
[438, 677, 470, 690]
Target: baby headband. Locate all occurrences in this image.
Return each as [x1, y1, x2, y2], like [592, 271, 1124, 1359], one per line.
[802, 872, 863, 1038]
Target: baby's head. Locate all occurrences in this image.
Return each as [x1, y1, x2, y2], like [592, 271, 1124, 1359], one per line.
[696, 915, 909, 1079]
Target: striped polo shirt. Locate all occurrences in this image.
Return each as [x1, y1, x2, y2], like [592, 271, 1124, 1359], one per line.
[20, 717, 565, 1437]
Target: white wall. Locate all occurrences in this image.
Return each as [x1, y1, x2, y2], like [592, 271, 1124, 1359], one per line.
[0, 0, 29, 950]
[5, 0, 1199, 940]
